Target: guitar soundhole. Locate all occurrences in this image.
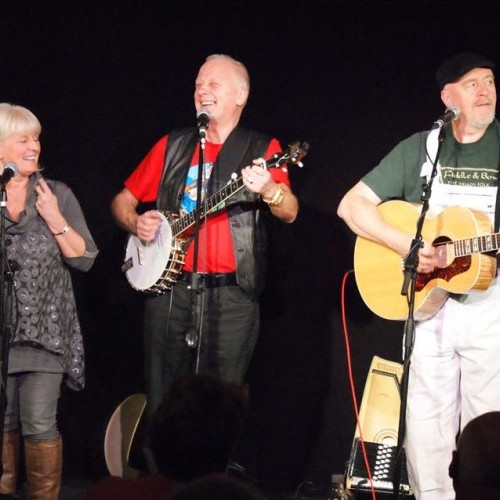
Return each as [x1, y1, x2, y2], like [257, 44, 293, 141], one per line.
[415, 235, 471, 291]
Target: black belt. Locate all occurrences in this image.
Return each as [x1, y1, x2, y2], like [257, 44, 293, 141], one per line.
[178, 272, 238, 287]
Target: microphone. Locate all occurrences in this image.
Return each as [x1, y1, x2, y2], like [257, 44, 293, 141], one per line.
[432, 107, 460, 129]
[0, 163, 18, 186]
[196, 109, 211, 141]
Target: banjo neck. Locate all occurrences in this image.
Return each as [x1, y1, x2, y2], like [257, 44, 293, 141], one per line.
[170, 174, 246, 238]
[169, 140, 309, 238]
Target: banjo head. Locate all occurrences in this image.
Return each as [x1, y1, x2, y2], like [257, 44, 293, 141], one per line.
[124, 213, 176, 293]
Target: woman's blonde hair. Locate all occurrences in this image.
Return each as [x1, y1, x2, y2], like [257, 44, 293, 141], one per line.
[0, 103, 41, 142]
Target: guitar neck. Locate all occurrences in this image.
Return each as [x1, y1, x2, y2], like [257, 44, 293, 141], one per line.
[454, 232, 500, 257]
[171, 176, 246, 237]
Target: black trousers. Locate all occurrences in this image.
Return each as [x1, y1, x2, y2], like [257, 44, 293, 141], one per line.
[143, 281, 259, 417]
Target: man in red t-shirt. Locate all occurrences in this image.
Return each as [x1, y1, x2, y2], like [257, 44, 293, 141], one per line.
[111, 53, 298, 471]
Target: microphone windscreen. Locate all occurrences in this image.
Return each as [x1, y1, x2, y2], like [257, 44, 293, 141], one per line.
[3, 162, 18, 174]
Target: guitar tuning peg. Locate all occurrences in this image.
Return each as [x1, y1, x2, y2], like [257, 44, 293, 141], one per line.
[297, 161, 304, 168]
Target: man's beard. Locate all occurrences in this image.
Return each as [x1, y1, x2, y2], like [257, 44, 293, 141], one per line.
[470, 112, 495, 129]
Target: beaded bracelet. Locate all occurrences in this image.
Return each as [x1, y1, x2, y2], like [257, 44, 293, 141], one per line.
[262, 185, 284, 207]
[54, 225, 70, 236]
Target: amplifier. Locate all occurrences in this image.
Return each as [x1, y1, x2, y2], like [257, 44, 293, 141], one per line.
[344, 356, 413, 497]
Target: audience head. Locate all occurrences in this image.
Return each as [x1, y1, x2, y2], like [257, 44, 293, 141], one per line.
[150, 373, 248, 482]
[167, 473, 264, 500]
[449, 411, 500, 499]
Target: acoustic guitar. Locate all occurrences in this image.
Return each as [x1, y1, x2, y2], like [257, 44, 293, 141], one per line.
[354, 200, 498, 321]
[104, 393, 147, 479]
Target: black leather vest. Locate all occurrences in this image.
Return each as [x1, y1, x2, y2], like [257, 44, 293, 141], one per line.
[157, 126, 272, 299]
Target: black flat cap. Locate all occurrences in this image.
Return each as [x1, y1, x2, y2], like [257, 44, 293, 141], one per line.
[436, 52, 495, 90]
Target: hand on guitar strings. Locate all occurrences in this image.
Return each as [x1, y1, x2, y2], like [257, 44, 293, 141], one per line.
[414, 240, 438, 274]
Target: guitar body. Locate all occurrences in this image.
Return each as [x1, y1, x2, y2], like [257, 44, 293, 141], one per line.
[104, 393, 147, 479]
[354, 200, 497, 321]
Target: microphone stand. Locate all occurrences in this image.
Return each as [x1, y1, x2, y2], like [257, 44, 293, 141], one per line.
[184, 128, 207, 374]
[392, 124, 445, 498]
[0, 185, 14, 479]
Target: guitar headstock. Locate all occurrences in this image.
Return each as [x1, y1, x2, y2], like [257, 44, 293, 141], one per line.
[267, 141, 310, 172]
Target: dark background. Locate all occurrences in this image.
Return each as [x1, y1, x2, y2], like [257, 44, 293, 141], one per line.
[2, 0, 499, 496]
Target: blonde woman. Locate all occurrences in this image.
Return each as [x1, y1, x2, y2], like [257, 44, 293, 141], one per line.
[0, 103, 98, 499]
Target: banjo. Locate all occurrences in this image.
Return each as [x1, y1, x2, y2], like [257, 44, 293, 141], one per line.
[122, 141, 309, 295]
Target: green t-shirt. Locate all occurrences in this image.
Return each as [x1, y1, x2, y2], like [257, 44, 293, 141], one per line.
[362, 120, 500, 204]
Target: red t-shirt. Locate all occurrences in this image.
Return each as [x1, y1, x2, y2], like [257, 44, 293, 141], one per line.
[125, 135, 290, 273]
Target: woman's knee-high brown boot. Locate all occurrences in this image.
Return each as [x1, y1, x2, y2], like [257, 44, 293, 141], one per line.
[24, 436, 62, 500]
[0, 430, 20, 495]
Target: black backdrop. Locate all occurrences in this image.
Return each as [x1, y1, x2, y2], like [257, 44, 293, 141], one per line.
[2, 0, 499, 495]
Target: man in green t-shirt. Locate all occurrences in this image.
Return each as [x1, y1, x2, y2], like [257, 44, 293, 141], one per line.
[338, 52, 500, 500]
